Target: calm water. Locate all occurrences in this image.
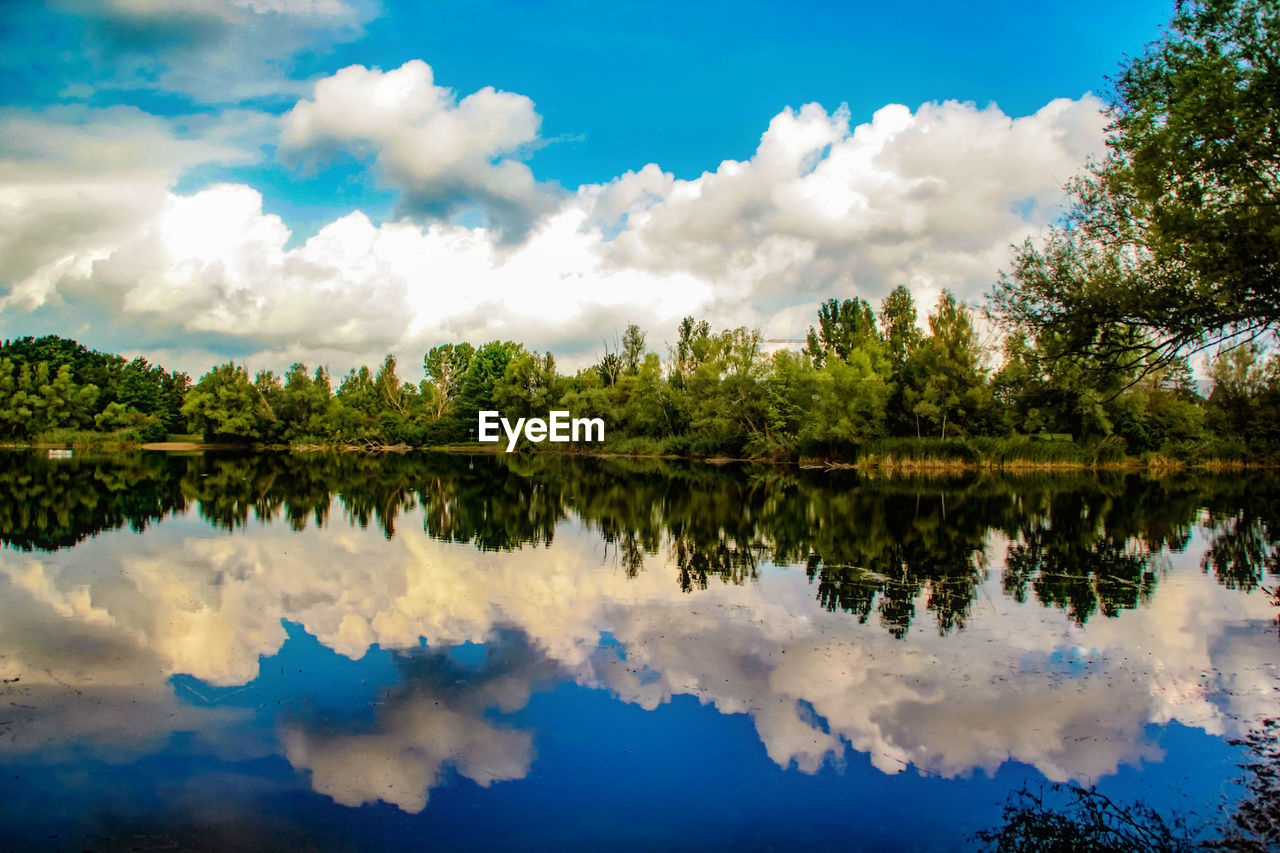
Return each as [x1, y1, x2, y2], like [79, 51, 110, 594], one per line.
[0, 450, 1277, 851]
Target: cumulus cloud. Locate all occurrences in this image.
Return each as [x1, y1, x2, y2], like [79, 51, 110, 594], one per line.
[0, 555, 251, 764]
[283, 701, 533, 813]
[103, 0, 355, 22]
[594, 96, 1107, 314]
[281, 61, 560, 240]
[0, 105, 258, 316]
[0, 87, 1108, 376]
[70, 186, 416, 350]
[6, 181, 714, 374]
[282, 638, 546, 812]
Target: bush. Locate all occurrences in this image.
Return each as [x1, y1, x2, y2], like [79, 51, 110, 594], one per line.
[856, 437, 982, 465]
[605, 436, 668, 456]
[983, 436, 1094, 465]
[1159, 437, 1252, 464]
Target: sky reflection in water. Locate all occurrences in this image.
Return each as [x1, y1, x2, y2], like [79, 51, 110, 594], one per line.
[0, 451, 1276, 850]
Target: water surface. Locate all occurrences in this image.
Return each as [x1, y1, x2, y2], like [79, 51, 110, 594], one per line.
[1, 451, 1277, 850]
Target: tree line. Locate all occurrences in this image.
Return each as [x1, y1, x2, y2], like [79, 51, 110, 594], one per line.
[2, 285, 1276, 462]
[0, 335, 187, 442]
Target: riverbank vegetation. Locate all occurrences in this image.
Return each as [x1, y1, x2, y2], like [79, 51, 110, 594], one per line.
[2, 289, 1276, 466]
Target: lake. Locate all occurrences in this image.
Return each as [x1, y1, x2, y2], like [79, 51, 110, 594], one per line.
[1, 450, 1277, 850]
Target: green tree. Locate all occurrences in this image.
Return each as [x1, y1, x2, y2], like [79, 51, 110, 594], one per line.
[493, 350, 562, 420]
[277, 363, 332, 437]
[764, 350, 816, 445]
[374, 355, 406, 415]
[596, 350, 623, 387]
[671, 316, 712, 383]
[618, 353, 673, 436]
[903, 292, 991, 437]
[422, 343, 475, 418]
[993, 0, 1280, 368]
[683, 327, 770, 452]
[992, 329, 1130, 440]
[254, 369, 283, 437]
[804, 297, 879, 368]
[879, 285, 923, 370]
[621, 323, 646, 375]
[181, 363, 267, 442]
[456, 341, 524, 419]
[1207, 342, 1280, 446]
[336, 365, 378, 415]
[879, 285, 925, 435]
[800, 352, 891, 452]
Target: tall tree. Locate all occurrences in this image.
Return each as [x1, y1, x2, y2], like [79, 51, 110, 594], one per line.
[278, 363, 331, 434]
[374, 355, 405, 415]
[1207, 342, 1280, 444]
[879, 285, 923, 370]
[181, 363, 267, 442]
[904, 292, 991, 438]
[621, 324, 646, 375]
[804, 297, 879, 368]
[456, 341, 524, 418]
[993, 0, 1280, 367]
[672, 316, 712, 381]
[422, 343, 474, 418]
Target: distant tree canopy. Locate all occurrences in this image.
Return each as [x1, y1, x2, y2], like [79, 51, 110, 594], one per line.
[992, 0, 1280, 369]
[0, 336, 187, 440]
[10, 281, 1280, 461]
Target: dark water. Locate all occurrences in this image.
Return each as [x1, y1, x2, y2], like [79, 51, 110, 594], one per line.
[0, 450, 1277, 851]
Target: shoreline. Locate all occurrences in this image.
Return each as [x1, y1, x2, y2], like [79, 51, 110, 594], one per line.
[3, 439, 1276, 472]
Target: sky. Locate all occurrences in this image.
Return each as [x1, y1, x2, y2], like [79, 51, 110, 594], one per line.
[0, 0, 1177, 379]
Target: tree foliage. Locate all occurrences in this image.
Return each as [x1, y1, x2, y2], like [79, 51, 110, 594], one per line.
[10, 289, 1280, 460]
[0, 336, 185, 439]
[992, 0, 1280, 368]
[181, 363, 269, 442]
[804, 297, 880, 368]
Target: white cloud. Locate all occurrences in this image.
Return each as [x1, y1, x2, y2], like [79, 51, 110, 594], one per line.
[107, 0, 356, 19]
[280, 645, 544, 813]
[10, 181, 714, 374]
[598, 96, 1107, 314]
[228, 0, 355, 17]
[282, 702, 534, 813]
[0, 89, 1108, 377]
[0, 105, 257, 316]
[281, 61, 559, 239]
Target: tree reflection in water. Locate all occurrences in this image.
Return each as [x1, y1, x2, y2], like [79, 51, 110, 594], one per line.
[976, 718, 1280, 851]
[0, 449, 1276, 637]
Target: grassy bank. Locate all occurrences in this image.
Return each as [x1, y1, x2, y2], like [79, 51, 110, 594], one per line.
[10, 427, 156, 451]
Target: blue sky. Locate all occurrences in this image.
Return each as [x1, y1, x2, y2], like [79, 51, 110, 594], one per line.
[0, 0, 1175, 375]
